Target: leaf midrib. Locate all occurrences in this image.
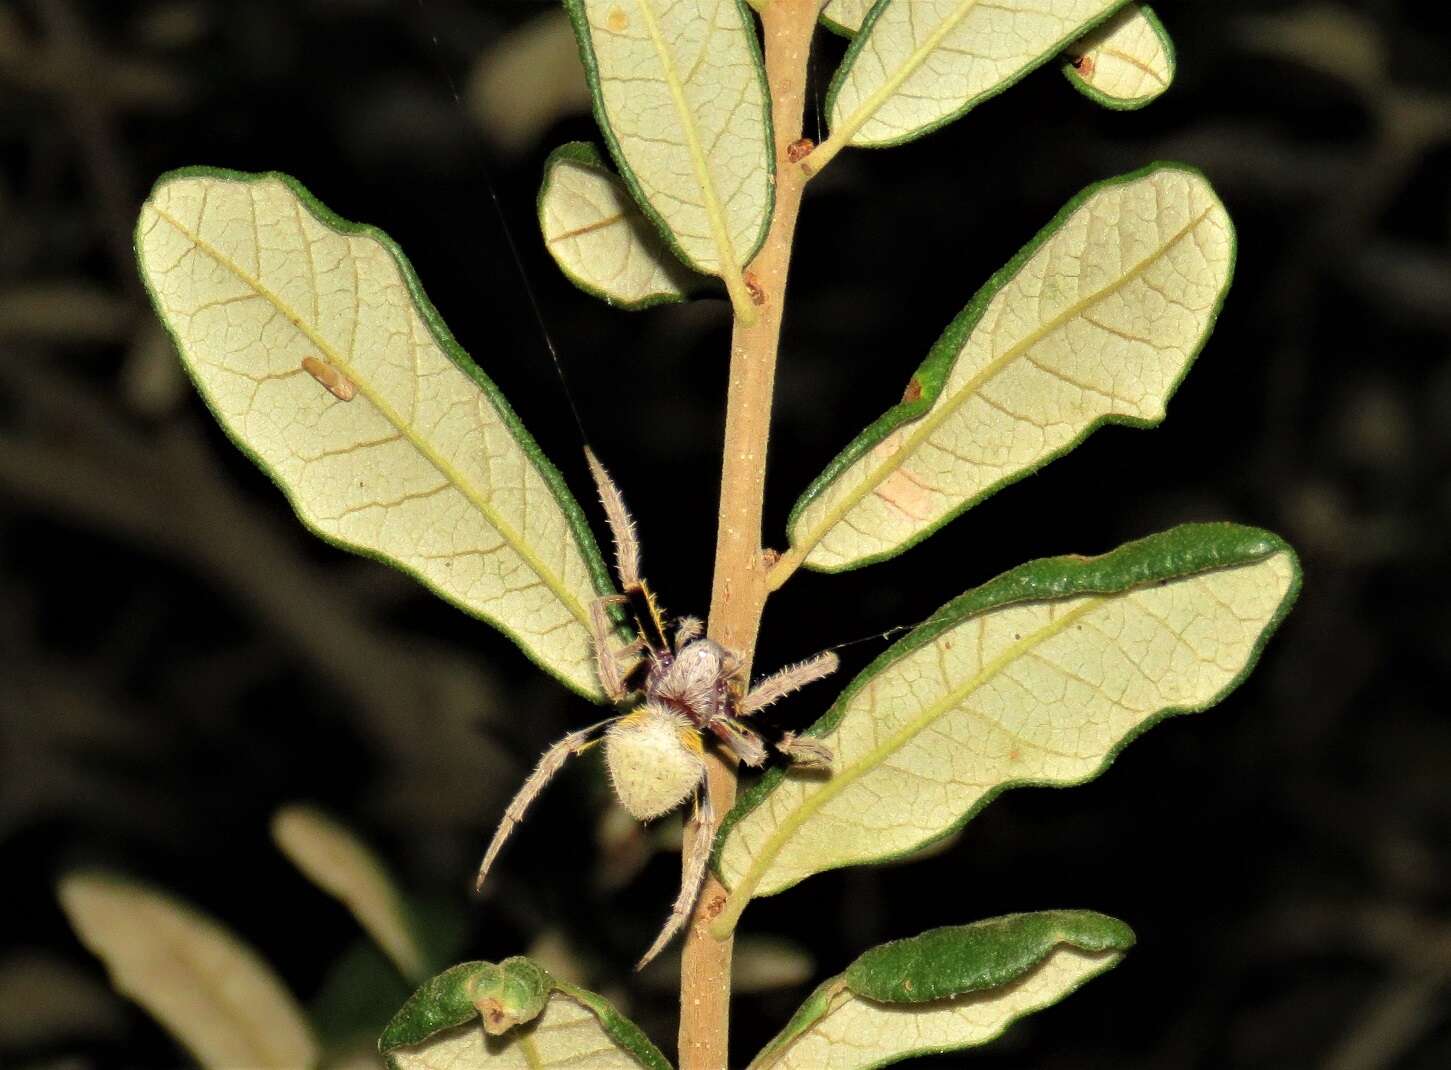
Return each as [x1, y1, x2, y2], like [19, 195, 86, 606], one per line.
[726, 595, 1105, 901]
[628, 0, 745, 282]
[793, 196, 1214, 563]
[151, 202, 593, 633]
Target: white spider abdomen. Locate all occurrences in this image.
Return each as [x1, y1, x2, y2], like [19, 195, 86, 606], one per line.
[604, 703, 705, 821]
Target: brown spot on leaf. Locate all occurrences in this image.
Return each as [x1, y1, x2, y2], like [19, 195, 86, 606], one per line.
[606, 6, 629, 31]
[786, 137, 815, 164]
[1071, 53, 1095, 77]
[301, 355, 357, 401]
[902, 377, 923, 403]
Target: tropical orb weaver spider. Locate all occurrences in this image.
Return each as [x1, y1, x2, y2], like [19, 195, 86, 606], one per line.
[475, 449, 837, 968]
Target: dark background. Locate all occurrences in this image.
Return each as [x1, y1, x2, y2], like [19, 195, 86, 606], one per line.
[4, 0, 1450, 1066]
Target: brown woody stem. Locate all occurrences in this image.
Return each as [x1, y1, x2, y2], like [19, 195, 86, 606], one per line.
[678, 2, 818, 1067]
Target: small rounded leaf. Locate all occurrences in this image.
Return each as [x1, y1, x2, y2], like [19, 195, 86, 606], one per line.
[716, 525, 1300, 920]
[1063, 4, 1176, 110]
[539, 143, 702, 309]
[57, 872, 318, 1070]
[272, 805, 429, 983]
[135, 168, 615, 698]
[749, 911, 1133, 1069]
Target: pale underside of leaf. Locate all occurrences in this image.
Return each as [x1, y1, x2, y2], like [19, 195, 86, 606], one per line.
[567, 0, 772, 291]
[540, 145, 698, 308]
[57, 873, 318, 1070]
[717, 546, 1296, 902]
[386, 991, 648, 1070]
[136, 172, 609, 697]
[271, 806, 428, 983]
[827, 0, 1128, 150]
[749, 946, 1118, 1070]
[788, 166, 1232, 573]
[1064, 4, 1175, 108]
[819, 0, 872, 36]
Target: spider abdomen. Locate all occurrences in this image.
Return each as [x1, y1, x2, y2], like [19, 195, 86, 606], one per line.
[604, 703, 707, 821]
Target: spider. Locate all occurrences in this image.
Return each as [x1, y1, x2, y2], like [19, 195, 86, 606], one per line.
[475, 448, 839, 969]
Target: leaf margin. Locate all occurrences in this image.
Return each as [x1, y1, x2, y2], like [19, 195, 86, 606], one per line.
[1061, 3, 1177, 112]
[558, 0, 776, 280]
[378, 957, 672, 1070]
[57, 868, 319, 1069]
[749, 910, 1135, 1070]
[135, 164, 619, 700]
[783, 161, 1237, 574]
[537, 140, 707, 310]
[715, 522, 1302, 916]
[822, 0, 1136, 151]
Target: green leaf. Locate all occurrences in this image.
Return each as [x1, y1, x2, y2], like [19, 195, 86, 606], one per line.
[134, 168, 616, 699]
[380, 957, 671, 1070]
[560, 0, 773, 319]
[1063, 4, 1176, 110]
[272, 805, 430, 983]
[808, 0, 1132, 174]
[538, 142, 703, 309]
[714, 525, 1300, 927]
[781, 164, 1234, 575]
[57, 871, 319, 1070]
[748, 912, 1133, 1070]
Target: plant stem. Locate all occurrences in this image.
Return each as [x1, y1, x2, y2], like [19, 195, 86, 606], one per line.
[678, 2, 818, 1067]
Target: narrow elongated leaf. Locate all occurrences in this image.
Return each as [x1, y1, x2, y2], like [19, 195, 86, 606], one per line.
[1063, 4, 1175, 110]
[135, 169, 615, 697]
[561, 0, 772, 314]
[749, 912, 1132, 1070]
[272, 805, 429, 983]
[380, 958, 670, 1070]
[814, 0, 1130, 169]
[784, 165, 1233, 574]
[714, 525, 1300, 923]
[57, 872, 318, 1069]
[539, 142, 701, 309]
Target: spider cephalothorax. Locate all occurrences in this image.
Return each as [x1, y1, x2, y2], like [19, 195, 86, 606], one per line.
[475, 449, 837, 968]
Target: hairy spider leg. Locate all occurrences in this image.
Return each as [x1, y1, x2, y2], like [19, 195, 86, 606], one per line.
[475, 717, 618, 893]
[585, 446, 641, 590]
[635, 786, 716, 971]
[740, 651, 840, 715]
[623, 580, 672, 657]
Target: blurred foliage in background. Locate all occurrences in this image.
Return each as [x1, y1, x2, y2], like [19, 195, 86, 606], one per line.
[2, 1, 1450, 1067]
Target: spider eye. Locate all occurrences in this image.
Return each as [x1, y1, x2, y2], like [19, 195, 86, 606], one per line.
[604, 704, 706, 821]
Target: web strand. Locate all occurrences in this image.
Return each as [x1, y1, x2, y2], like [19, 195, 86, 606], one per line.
[412, 0, 590, 444]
